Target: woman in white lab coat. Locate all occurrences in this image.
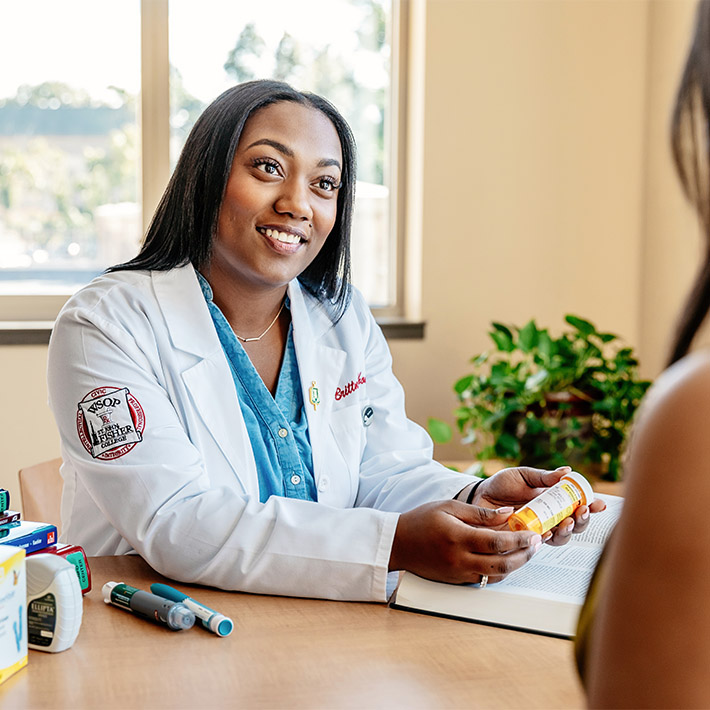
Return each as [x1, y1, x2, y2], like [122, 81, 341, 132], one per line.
[47, 80, 601, 601]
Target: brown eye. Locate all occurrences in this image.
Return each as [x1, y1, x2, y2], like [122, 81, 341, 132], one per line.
[252, 158, 282, 176]
[317, 177, 340, 192]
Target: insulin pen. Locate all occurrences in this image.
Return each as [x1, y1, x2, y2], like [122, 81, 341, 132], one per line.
[103, 581, 195, 631]
[151, 582, 234, 637]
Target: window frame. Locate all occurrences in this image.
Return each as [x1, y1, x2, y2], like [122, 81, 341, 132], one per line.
[0, 0, 422, 339]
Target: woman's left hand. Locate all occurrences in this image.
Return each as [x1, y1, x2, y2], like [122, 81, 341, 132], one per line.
[466, 465, 607, 545]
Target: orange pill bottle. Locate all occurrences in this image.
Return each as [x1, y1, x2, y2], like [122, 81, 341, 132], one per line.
[508, 471, 594, 534]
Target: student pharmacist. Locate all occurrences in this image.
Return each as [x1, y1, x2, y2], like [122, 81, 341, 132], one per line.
[47, 80, 602, 601]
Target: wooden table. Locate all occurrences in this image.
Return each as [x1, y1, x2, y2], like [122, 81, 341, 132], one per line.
[3, 556, 587, 709]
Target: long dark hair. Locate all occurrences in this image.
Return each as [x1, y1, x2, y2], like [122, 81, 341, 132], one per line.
[669, 0, 710, 364]
[110, 80, 355, 319]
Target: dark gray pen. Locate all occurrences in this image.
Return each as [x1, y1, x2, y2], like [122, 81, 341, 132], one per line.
[102, 581, 195, 631]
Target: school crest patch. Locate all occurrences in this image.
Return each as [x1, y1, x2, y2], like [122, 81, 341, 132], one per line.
[76, 386, 145, 460]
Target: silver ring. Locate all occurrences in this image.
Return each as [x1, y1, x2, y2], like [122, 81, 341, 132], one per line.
[479, 574, 489, 589]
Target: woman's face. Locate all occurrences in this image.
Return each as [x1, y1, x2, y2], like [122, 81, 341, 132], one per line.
[212, 101, 343, 294]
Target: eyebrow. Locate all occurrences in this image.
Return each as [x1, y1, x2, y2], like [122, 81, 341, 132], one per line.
[245, 138, 341, 170]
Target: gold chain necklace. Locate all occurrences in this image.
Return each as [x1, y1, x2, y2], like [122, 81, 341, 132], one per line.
[234, 300, 286, 343]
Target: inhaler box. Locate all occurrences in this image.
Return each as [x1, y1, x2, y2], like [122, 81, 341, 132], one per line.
[0, 544, 27, 684]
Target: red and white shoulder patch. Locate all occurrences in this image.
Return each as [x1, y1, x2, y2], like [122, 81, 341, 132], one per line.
[76, 386, 146, 460]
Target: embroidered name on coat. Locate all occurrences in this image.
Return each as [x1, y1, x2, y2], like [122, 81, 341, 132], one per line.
[335, 372, 366, 401]
[76, 386, 145, 460]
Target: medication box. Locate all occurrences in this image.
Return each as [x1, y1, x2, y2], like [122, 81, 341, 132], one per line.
[28, 544, 92, 595]
[0, 545, 27, 684]
[0, 521, 57, 553]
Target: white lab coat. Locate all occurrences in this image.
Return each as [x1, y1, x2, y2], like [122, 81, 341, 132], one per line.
[47, 265, 469, 601]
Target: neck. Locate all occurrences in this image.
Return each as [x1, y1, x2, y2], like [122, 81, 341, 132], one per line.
[199, 267, 289, 336]
[234, 299, 286, 343]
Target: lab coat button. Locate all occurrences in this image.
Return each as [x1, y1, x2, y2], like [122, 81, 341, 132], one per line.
[290, 474, 301, 485]
[318, 476, 330, 491]
[278, 428, 288, 438]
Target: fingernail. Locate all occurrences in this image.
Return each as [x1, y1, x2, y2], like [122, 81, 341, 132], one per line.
[531, 534, 542, 551]
[542, 531, 553, 542]
[555, 466, 572, 472]
[495, 506, 514, 515]
[580, 507, 590, 520]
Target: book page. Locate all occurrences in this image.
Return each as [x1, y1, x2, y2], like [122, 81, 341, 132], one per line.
[570, 493, 623, 545]
[490, 494, 622, 603]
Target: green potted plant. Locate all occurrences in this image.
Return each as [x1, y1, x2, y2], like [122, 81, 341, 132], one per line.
[428, 315, 651, 481]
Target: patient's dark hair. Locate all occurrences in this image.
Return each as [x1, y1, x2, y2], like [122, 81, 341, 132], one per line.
[109, 79, 355, 319]
[669, 0, 710, 364]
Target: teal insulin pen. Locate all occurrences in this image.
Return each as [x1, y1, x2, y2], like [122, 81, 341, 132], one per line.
[151, 583, 234, 637]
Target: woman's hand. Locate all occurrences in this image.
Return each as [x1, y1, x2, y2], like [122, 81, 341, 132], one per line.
[389, 499, 542, 585]
[468, 465, 607, 545]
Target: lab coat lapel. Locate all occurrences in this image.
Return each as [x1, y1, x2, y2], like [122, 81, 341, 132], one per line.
[152, 267, 259, 495]
[153, 265, 217, 358]
[288, 281, 346, 492]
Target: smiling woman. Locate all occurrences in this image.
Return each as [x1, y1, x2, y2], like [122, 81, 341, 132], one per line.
[211, 103, 342, 315]
[46, 79, 601, 603]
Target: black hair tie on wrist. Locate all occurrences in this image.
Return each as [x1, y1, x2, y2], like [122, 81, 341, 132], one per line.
[466, 478, 485, 505]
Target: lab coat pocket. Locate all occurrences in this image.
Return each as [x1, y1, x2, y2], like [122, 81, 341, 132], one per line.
[327, 403, 366, 501]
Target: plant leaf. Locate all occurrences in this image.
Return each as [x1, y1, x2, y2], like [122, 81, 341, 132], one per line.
[518, 320, 538, 352]
[537, 331, 553, 361]
[454, 375, 475, 395]
[565, 314, 596, 336]
[491, 322, 514, 339]
[490, 329, 515, 352]
[427, 417, 452, 444]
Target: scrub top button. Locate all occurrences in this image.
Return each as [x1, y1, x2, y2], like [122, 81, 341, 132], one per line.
[290, 474, 301, 485]
[278, 428, 288, 438]
[318, 476, 330, 492]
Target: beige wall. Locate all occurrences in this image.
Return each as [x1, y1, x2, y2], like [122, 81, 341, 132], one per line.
[391, 0, 699, 462]
[0, 0, 702, 505]
[0, 346, 60, 510]
[640, 0, 704, 371]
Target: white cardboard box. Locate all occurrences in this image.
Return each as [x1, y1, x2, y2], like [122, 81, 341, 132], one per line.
[0, 544, 27, 684]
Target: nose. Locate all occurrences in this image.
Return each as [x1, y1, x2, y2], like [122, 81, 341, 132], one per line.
[274, 177, 313, 222]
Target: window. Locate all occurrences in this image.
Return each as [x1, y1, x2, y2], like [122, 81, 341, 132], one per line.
[0, 0, 141, 309]
[0, 0, 407, 323]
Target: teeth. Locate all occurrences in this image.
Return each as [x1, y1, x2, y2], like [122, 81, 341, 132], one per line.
[264, 228, 301, 244]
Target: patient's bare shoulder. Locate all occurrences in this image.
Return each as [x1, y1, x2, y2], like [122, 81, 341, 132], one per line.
[625, 349, 710, 496]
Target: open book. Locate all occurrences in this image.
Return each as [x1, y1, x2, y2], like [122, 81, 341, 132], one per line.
[390, 493, 622, 638]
